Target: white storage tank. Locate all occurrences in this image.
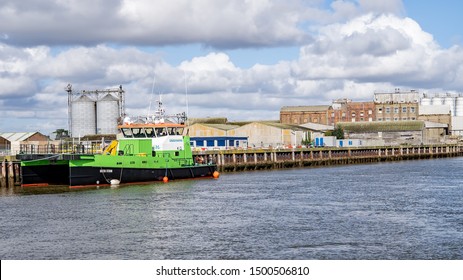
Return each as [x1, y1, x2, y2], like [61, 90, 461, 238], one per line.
[96, 94, 120, 134]
[444, 96, 456, 116]
[420, 97, 431, 106]
[455, 96, 463, 116]
[432, 96, 444, 105]
[71, 95, 96, 137]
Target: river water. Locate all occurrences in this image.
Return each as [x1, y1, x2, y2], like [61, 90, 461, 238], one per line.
[1, 158, 462, 259]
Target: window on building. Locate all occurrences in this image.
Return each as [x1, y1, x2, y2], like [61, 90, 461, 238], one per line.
[368, 110, 372, 115]
[410, 107, 416, 113]
[351, 112, 356, 117]
[394, 108, 399, 114]
[360, 111, 364, 117]
[385, 107, 390, 113]
[402, 107, 407, 113]
[394, 117, 398, 121]
[378, 118, 383, 121]
[378, 108, 383, 114]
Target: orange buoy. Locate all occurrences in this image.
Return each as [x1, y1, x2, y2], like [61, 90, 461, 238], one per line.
[162, 176, 169, 183]
[213, 171, 220, 179]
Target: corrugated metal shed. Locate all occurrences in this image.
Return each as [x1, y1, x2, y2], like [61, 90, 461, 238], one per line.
[300, 122, 334, 132]
[423, 121, 448, 128]
[199, 123, 241, 131]
[262, 122, 309, 131]
[338, 121, 425, 133]
[0, 132, 40, 142]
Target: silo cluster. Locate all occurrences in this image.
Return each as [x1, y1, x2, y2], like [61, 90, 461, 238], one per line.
[67, 85, 125, 137]
[421, 93, 463, 117]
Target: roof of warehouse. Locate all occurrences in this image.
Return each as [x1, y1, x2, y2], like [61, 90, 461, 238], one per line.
[338, 121, 425, 133]
[0, 132, 42, 141]
[191, 123, 241, 130]
[281, 105, 331, 112]
[262, 122, 309, 130]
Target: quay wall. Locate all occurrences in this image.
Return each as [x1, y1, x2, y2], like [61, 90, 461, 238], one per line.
[2, 144, 463, 188]
[193, 144, 463, 172]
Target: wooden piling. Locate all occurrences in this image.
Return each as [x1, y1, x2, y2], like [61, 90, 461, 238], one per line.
[0, 160, 5, 188]
[196, 144, 463, 173]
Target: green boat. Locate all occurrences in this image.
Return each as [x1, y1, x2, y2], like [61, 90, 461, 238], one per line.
[19, 108, 218, 187]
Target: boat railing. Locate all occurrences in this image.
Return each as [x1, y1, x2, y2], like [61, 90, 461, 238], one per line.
[18, 140, 107, 155]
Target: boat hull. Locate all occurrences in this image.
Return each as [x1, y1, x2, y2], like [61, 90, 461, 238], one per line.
[69, 165, 217, 186]
[21, 164, 70, 186]
[21, 164, 217, 186]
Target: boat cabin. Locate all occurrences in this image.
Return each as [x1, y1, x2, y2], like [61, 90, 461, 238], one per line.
[118, 123, 185, 139]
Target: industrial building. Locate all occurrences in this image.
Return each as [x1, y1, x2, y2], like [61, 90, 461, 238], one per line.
[187, 123, 248, 149]
[280, 105, 331, 125]
[187, 121, 310, 149]
[338, 120, 448, 146]
[0, 132, 49, 155]
[374, 90, 420, 121]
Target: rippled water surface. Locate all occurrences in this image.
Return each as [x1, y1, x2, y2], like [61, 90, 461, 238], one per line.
[1, 158, 462, 259]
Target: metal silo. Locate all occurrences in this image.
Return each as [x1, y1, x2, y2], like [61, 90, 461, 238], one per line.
[71, 95, 96, 137]
[455, 96, 463, 116]
[432, 96, 444, 105]
[420, 97, 431, 106]
[444, 96, 456, 116]
[96, 94, 120, 134]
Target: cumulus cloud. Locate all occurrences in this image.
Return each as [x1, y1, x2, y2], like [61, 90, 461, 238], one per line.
[1, 1, 463, 134]
[294, 13, 463, 90]
[1, 0, 312, 48]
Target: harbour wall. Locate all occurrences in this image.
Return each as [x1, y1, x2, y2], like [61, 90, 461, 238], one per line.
[1, 144, 463, 188]
[193, 144, 463, 172]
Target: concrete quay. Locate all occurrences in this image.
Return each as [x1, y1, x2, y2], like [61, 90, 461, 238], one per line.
[194, 144, 463, 172]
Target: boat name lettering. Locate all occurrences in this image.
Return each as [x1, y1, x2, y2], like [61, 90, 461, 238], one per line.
[100, 169, 113, 173]
[169, 139, 183, 143]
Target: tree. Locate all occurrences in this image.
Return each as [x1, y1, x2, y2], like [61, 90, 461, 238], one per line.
[333, 125, 344, 139]
[53, 129, 69, 140]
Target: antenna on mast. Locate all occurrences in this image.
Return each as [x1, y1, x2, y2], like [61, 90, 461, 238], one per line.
[147, 74, 156, 116]
[184, 71, 189, 126]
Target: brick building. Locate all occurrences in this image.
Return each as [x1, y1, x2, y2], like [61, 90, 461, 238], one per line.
[280, 105, 331, 125]
[374, 90, 420, 121]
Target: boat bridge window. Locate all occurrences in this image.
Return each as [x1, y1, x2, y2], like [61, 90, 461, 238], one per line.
[168, 127, 184, 135]
[145, 127, 155, 137]
[121, 128, 133, 138]
[131, 128, 146, 138]
[155, 127, 168, 137]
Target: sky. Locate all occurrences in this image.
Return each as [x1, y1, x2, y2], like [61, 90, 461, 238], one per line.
[1, 0, 463, 135]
